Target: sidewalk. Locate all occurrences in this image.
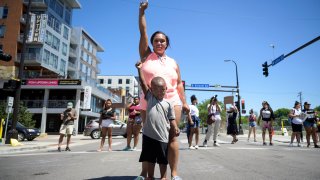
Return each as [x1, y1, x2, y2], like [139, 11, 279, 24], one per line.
[0, 134, 95, 155]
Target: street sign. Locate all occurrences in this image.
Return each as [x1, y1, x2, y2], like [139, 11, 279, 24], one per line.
[271, 54, 285, 66]
[7, 96, 14, 107]
[191, 84, 210, 88]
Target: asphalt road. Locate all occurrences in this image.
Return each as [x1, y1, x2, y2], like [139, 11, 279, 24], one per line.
[0, 133, 319, 180]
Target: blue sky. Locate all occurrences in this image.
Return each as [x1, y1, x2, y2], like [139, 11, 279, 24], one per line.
[73, 0, 320, 113]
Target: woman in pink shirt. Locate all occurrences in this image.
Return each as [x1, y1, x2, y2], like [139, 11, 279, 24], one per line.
[137, 2, 189, 180]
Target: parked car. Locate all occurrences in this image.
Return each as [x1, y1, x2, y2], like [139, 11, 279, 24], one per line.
[6, 120, 40, 141]
[83, 119, 127, 139]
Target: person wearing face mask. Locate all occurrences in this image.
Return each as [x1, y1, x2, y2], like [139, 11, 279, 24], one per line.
[137, 2, 189, 180]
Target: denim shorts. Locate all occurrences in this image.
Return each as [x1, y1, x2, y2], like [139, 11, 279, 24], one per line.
[190, 115, 200, 128]
[303, 120, 315, 128]
[249, 121, 256, 127]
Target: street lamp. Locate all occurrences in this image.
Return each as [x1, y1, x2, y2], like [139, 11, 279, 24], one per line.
[224, 60, 243, 135]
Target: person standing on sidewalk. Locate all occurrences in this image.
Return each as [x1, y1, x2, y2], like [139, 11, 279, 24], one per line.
[227, 104, 239, 144]
[58, 102, 77, 152]
[302, 102, 319, 148]
[203, 96, 222, 147]
[258, 101, 275, 146]
[138, 2, 189, 179]
[123, 96, 142, 151]
[97, 99, 116, 152]
[247, 109, 257, 142]
[289, 101, 304, 147]
[188, 95, 200, 150]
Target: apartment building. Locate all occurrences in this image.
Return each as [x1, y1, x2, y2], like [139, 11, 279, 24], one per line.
[0, 0, 120, 134]
[98, 75, 140, 98]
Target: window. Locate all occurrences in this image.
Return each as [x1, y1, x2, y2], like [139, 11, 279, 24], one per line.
[118, 79, 122, 84]
[64, 7, 71, 25]
[52, 36, 60, 51]
[43, 49, 50, 65]
[45, 31, 52, 46]
[126, 79, 130, 84]
[63, 26, 69, 40]
[62, 43, 67, 56]
[55, 1, 63, 18]
[108, 79, 112, 84]
[0, 6, 8, 19]
[99, 79, 104, 84]
[49, 53, 58, 69]
[60, 59, 66, 73]
[0, 25, 6, 38]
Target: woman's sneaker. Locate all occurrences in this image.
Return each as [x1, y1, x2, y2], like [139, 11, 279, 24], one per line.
[214, 142, 220, 147]
[194, 145, 199, 149]
[189, 146, 195, 150]
[289, 143, 294, 147]
[123, 146, 131, 151]
[172, 176, 182, 180]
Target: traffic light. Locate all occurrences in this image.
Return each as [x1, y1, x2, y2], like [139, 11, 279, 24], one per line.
[182, 80, 185, 91]
[0, 49, 12, 62]
[262, 61, 269, 77]
[241, 99, 245, 110]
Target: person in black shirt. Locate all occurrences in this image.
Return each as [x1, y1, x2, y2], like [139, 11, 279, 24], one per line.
[302, 102, 319, 148]
[258, 101, 275, 146]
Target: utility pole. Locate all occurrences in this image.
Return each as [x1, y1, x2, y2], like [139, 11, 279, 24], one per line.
[298, 92, 303, 106]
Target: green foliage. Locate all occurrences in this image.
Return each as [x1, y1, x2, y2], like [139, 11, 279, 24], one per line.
[0, 101, 35, 128]
[274, 108, 291, 126]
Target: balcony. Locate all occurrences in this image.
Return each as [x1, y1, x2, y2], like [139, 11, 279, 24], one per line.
[17, 53, 42, 65]
[96, 56, 102, 64]
[24, 0, 48, 9]
[68, 61, 77, 69]
[69, 48, 77, 58]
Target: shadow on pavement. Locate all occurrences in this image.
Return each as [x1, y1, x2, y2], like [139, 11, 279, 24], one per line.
[87, 176, 136, 180]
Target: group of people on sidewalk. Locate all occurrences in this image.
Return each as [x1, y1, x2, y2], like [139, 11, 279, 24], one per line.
[185, 99, 320, 150]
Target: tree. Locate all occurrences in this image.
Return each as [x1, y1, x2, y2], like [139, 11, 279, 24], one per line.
[274, 108, 291, 126]
[0, 101, 35, 128]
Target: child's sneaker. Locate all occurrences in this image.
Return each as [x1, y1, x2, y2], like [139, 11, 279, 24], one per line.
[134, 176, 145, 180]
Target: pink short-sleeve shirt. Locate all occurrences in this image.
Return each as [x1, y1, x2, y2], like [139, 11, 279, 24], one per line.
[140, 52, 180, 110]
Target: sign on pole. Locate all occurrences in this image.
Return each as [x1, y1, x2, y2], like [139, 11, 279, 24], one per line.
[83, 86, 92, 110]
[7, 96, 14, 107]
[271, 54, 285, 66]
[191, 84, 210, 88]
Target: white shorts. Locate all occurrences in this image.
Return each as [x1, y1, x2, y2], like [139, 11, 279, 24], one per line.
[60, 124, 74, 135]
[101, 119, 114, 128]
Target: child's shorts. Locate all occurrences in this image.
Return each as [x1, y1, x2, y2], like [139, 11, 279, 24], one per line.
[139, 135, 168, 165]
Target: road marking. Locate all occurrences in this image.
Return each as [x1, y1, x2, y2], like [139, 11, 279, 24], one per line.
[228, 147, 270, 150]
[180, 139, 229, 144]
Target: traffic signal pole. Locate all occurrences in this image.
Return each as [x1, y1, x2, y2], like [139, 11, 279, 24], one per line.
[9, 0, 32, 141]
[262, 36, 320, 77]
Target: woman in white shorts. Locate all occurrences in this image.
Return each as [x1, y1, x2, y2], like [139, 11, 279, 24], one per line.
[98, 99, 116, 152]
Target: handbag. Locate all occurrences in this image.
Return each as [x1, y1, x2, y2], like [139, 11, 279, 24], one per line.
[206, 113, 215, 125]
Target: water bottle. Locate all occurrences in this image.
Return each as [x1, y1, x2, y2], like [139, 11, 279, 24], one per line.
[141, 0, 148, 4]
